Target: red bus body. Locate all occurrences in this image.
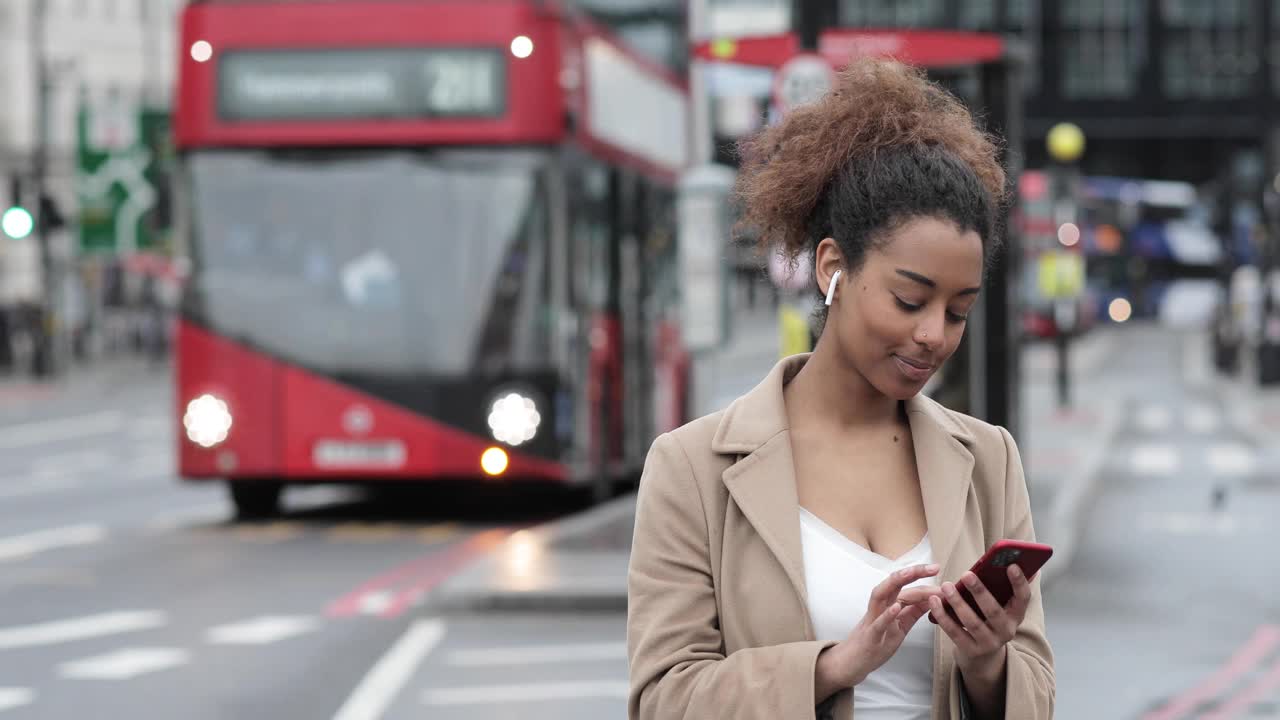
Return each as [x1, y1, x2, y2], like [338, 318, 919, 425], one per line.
[173, 0, 690, 508]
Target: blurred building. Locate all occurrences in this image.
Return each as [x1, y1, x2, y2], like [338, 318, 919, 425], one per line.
[0, 0, 182, 323]
[700, 0, 1280, 186]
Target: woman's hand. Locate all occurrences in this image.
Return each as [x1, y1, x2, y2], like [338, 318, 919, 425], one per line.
[826, 563, 940, 687]
[929, 564, 1032, 668]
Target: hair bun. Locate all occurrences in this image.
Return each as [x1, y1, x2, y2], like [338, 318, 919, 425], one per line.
[735, 57, 1006, 261]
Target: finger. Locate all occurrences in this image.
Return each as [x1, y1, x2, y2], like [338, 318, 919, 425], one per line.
[869, 600, 903, 640]
[895, 602, 927, 634]
[941, 582, 999, 647]
[1004, 565, 1033, 622]
[930, 595, 977, 656]
[959, 572, 1007, 627]
[897, 586, 945, 607]
[872, 564, 940, 608]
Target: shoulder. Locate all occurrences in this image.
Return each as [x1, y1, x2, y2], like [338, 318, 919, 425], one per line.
[914, 394, 1018, 466]
[644, 411, 727, 475]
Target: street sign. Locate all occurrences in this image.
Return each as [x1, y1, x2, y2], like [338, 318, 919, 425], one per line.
[77, 104, 172, 255]
[1037, 250, 1085, 299]
[772, 53, 834, 114]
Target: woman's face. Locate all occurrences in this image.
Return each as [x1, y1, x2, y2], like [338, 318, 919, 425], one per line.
[824, 216, 985, 400]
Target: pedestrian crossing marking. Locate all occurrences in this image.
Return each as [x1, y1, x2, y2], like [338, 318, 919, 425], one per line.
[1130, 444, 1180, 476]
[0, 611, 166, 650]
[0, 688, 33, 712]
[1207, 443, 1256, 477]
[59, 647, 190, 680]
[206, 615, 319, 645]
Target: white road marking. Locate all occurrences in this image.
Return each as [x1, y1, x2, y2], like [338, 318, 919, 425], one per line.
[1208, 443, 1257, 476]
[422, 681, 630, 705]
[332, 618, 446, 720]
[357, 590, 396, 616]
[31, 451, 112, 476]
[0, 611, 166, 650]
[1186, 404, 1221, 434]
[0, 524, 107, 563]
[0, 411, 122, 450]
[206, 616, 319, 645]
[145, 503, 229, 531]
[0, 688, 33, 712]
[1130, 444, 1180, 476]
[59, 647, 190, 680]
[446, 642, 627, 666]
[0, 474, 79, 501]
[1136, 405, 1173, 433]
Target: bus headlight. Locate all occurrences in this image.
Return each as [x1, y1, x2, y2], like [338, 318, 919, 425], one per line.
[184, 394, 233, 448]
[487, 392, 541, 446]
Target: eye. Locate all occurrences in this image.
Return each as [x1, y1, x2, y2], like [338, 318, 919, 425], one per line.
[946, 311, 968, 324]
[894, 296, 921, 312]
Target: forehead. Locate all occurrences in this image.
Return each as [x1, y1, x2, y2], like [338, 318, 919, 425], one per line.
[871, 217, 985, 289]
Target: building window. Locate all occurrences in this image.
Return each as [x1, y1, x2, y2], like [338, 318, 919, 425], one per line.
[1060, 0, 1145, 99]
[1163, 0, 1258, 99]
[839, 0, 946, 28]
[1006, 0, 1043, 95]
[958, 0, 996, 29]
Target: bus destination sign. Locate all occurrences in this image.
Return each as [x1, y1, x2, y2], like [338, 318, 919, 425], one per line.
[218, 49, 506, 121]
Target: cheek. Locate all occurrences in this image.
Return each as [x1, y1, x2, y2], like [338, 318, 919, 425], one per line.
[844, 294, 910, 345]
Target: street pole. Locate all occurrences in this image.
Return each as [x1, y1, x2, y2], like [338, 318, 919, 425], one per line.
[30, 0, 57, 377]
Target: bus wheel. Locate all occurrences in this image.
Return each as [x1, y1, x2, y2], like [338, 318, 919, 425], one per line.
[228, 481, 283, 520]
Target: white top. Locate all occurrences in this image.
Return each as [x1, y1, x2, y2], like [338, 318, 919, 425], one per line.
[799, 507, 937, 720]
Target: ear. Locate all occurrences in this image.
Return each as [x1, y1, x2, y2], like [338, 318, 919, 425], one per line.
[814, 238, 845, 299]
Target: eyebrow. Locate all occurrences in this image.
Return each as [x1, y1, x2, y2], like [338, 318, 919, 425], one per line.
[895, 269, 981, 296]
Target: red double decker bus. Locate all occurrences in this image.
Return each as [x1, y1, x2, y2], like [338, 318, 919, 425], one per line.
[173, 0, 692, 517]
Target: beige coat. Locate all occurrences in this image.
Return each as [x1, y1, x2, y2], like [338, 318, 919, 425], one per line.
[627, 355, 1054, 719]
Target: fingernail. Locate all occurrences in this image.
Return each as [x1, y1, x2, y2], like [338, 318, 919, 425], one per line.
[931, 596, 943, 609]
[1010, 566, 1023, 578]
[926, 564, 940, 572]
[943, 583, 956, 596]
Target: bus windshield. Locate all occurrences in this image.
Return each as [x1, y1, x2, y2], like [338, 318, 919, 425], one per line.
[182, 148, 552, 377]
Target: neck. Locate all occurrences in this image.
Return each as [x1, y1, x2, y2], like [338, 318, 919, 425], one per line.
[786, 332, 901, 431]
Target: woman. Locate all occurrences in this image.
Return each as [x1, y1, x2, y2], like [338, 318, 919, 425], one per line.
[627, 59, 1054, 719]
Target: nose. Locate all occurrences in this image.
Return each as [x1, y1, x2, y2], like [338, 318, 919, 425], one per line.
[913, 310, 945, 351]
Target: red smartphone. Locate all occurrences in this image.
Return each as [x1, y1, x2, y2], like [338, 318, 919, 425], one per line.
[928, 539, 1053, 625]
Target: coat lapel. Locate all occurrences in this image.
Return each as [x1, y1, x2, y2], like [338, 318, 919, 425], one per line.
[905, 394, 976, 579]
[709, 355, 980, 635]
[712, 356, 813, 634]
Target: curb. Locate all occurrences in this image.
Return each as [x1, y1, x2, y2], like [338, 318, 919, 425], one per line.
[1040, 400, 1124, 588]
[427, 494, 636, 613]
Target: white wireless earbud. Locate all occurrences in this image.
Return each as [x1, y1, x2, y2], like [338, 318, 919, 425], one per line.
[824, 270, 841, 307]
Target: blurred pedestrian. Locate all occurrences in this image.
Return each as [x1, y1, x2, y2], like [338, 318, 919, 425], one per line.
[628, 59, 1053, 720]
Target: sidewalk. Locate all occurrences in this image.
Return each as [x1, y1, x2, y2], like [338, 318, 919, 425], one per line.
[1209, 336, 1280, 467]
[431, 319, 1123, 612]
[0, 355, 167, 425]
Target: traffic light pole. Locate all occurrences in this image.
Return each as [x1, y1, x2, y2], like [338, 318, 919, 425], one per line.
[30, 0, 58, 377]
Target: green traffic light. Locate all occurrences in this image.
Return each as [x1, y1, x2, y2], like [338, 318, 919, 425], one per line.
[2, 206, 33, 240]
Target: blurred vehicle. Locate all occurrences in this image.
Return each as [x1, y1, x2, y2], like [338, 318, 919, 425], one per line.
[173, 0, 691, 516]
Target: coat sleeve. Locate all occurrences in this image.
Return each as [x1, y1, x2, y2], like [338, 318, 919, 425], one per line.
[627, 432, 835, 720]
[982, 426, 1056, 719]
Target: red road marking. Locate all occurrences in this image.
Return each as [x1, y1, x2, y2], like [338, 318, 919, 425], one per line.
[1202, 658, 1280, 720]
[326, 528, 510, 619]
[1143, 625, 1280, 720]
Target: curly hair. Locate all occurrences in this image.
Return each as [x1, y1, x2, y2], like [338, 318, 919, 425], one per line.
[735, 58, 1009, 282]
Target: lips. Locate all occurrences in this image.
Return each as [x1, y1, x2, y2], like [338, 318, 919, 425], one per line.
[893, 354, 935, 382]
